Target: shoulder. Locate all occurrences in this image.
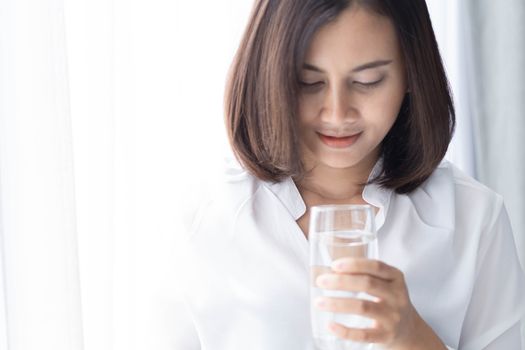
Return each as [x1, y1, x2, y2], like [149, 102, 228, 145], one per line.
[179, 155, 266, 239]
[407, 159, 503, 230]
[435, 159, 502, 206]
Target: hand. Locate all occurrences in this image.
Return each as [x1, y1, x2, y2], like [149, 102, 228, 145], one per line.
[314, 258, 446, 350]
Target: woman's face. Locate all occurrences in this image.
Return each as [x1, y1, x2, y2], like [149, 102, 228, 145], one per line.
[297, 6, 407, 171]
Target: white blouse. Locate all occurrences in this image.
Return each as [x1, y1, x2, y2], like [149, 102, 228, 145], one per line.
[159, 157, 525, 350]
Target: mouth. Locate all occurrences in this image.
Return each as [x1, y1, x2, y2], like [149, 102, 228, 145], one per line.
[317, 132, 362, 148]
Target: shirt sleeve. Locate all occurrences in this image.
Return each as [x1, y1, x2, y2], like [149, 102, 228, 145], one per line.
[171, 238, 202, 349]
[148, 283, 201, 350]
[457, 199, 525, 350]
[170, 290, 202, 350]
[140, 231, 201, 350]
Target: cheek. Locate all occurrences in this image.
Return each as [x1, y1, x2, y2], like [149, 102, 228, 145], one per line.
[297, 94, 322, 121]
[371, 88, 406, 126]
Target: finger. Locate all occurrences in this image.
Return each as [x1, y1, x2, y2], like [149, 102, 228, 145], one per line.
[315, 273, 392, 301]
[331, 258, 401, 281]
[329, 321, 388, 343]
[314, 296, 390, 322]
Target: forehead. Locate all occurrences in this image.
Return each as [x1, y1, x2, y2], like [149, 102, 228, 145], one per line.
[304, 6, 401, 68]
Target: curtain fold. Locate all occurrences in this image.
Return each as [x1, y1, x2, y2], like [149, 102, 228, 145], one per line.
[463, 0, 525, 270]
[427, 0, 478, 179]
[0, 0, 84, 349]
[64, 0, 117, 348]
[429, 0, 525, 270]
[461, 0, 525, 345]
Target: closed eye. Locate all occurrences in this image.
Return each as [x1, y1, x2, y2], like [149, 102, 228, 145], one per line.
[353, 78, 384, 89]
[299, 78, 385, 92]
[299, 81, 323, 87]
[298, 81, 324, 93]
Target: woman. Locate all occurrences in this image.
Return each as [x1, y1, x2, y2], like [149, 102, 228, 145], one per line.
[168, 0, 525, 349]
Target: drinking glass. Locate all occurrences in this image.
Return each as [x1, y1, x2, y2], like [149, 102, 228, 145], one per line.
[309, 204, 379, 350]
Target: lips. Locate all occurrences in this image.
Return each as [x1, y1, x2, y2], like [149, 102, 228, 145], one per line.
[317, 132, 361, 148]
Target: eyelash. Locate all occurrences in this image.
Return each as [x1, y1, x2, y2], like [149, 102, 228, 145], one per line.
[356, 79, 384, 89]
[299, 79, 384, 91]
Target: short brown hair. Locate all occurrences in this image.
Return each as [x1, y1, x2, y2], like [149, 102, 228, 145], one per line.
[224, 0, 455, 194]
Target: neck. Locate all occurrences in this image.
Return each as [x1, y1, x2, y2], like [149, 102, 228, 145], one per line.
[295, 151, 380, 203]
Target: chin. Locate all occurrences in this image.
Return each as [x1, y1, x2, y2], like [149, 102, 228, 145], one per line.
[316, 152, 364, 169]
[301, 140, 373, 170]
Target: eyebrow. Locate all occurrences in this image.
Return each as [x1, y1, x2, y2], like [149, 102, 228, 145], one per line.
[302, 59, 393, 73]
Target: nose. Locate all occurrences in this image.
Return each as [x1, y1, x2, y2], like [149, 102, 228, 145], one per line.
[322, 83, 357, 124]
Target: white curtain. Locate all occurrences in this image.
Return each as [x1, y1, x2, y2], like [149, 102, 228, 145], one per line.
[0, 0, 135, 348]
[0, 0, 83, 349]
[0, 0, 249, 349]
[427, 0, 525, 266]
[429, 0, 525, 268]
[428, 0, 525, 346]
[427, 0, 478, 178]
[428, 0, 525, 269]
[463, 0, 525, 269]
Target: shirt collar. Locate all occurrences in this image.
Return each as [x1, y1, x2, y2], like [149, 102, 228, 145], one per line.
[362, 157, 392, 231]
[265, 157, 393, 231]
[265, 176, 307, 221]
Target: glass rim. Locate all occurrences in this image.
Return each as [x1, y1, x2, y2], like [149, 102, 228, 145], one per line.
[309, 204, 373, 212]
